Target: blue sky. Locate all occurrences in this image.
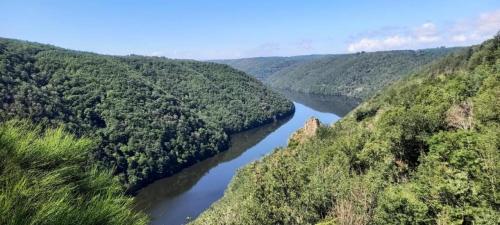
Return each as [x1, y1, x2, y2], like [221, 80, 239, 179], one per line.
[1, 0, 499, 59]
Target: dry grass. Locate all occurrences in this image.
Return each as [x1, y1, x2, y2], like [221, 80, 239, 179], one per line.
[331, 182, 374, 225]
[446, 100, 474, 130]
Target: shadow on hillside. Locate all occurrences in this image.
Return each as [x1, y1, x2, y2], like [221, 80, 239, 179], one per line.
[134, 115, 291, 211]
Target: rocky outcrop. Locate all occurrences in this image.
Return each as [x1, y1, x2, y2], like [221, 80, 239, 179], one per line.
[289, 117, 320, 144]
[446, 100, 474, 130]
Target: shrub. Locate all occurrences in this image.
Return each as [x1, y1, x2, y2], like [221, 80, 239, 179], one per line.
[0, 120, 148, 225]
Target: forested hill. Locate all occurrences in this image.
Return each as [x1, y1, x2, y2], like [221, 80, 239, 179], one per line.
[193, 35, 499, 224]
[267, 48, 463, 99]
[211, 55, 326, 81]
[215, 48, 462, 100]
[0, 37, 294, 191]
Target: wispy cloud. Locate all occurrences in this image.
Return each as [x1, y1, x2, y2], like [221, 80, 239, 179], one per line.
[243, 42, 283, 57]
[146, 49, 247, 60]
[347, 35, 412, 52]
[450, 10, 500, 43]
[347, 10, 500, 52]
[295, 39, 314, 52]
[148, 10, 500, 59]
[414, 22, 441, 43]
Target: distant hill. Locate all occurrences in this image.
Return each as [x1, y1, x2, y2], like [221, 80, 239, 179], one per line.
[215, 48, 463, 100]
[211, 55, 326, 81]
[0, 37, 294, 191]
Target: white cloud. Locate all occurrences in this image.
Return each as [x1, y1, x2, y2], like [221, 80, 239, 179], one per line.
[450, 10, 500, 43]
[347, 38, 379, 52]
[148, 51, 165, 57]
[414, 22, 441, 43]
[451, 34, 467, 42]
[347, 10, 500, 52]
[384, 35, 412, 46]
[477, 10, 500, 33]
[347, 23, 440, 52]
[348, 35, 411, 52]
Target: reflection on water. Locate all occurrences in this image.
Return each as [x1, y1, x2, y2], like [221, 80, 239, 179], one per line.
[134, 91, 359, 225]
[277, 89, 359, 116]
[134, 116, 291, 212]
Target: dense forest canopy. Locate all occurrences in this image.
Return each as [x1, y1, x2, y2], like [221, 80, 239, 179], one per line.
[0, 37, 294, 191]
[216, 48, 462, 100]
[193, 35, 499, 224]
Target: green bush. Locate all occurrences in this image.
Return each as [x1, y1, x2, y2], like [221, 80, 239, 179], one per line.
[373, 185, 429, 225]
[354, 106, 378, 121]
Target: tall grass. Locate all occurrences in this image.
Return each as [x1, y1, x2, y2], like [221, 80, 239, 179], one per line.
[0, 120, 148, 225]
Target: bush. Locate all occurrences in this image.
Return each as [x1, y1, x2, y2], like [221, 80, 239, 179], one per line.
[373, 185, 429, 225]
[0, 120, 148, 225]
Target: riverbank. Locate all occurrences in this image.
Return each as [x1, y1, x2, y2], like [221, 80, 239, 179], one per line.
[135, 93, 358, 225]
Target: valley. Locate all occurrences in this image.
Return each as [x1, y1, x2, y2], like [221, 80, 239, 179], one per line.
[1, 2, 498, 224]
[0, 38, 294, 193]
[134, 92, 357, 225]
[216, 48, 463, 100]
[193, 35, 500, 225]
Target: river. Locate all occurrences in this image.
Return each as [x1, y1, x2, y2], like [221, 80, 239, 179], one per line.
[134, 92, 358, 225]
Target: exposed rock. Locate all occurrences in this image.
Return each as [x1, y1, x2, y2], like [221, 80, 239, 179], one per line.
[446, 100, 474, 130]
[289, 117, 321, 144]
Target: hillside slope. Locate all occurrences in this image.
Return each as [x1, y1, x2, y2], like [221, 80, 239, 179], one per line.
[211, 55, 326, 81]
[0, 38, 294, 191]
[216, 48, 461, 100]
[267, 48, 462, 99]
[193, 36, 499, 224]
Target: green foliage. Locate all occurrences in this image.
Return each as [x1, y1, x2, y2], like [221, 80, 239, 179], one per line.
[0, 120, 148, 225]
[354, 106, 379, 121]
[374, 185, 429, 225]
[0, 37, 294, 191]
[192, 36, 499, 224]
[217, 48, 462, 100]
[268, 48, 463, 100]
[211, 55, 327, 81]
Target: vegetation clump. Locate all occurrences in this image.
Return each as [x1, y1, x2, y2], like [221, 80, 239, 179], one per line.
[0, 121, 148, 225]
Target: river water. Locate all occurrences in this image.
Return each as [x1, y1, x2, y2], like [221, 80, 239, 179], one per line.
[134, 92, 358, 225]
